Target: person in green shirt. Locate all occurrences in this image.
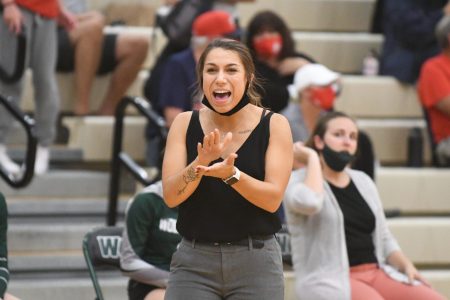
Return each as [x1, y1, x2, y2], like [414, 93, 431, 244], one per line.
[0, 193, 20, 300]
[120, 181, 180, 300]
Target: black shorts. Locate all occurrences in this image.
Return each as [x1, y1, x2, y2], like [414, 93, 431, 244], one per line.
[56, 27, 118, 75]
[127, 279, 160, 300]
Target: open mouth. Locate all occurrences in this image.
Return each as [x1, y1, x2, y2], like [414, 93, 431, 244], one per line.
[213, 91, 231, 101]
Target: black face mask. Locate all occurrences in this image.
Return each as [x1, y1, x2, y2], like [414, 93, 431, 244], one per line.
[322, 144, 355, 172]
[202, 92, 250, 116]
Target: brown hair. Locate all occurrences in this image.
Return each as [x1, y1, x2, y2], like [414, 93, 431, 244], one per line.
[195, 38, 262, 106]
[305, 111, 357, 152]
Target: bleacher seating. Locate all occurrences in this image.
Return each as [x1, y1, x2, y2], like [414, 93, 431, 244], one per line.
[62, 116, 146, 161]
[4, 0, 450, 299]
[377, 168, 450, 214]
[236, 0, 377, 32]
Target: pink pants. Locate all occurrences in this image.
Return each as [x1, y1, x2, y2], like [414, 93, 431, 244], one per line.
[350, 264, 446, 300]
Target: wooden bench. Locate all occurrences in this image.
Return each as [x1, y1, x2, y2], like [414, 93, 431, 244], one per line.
[336, 75, 421, 118]
[88, 0, 377, 32]
[238, 0, 377, 32]
[377, 167, 450, 214]
[334, 76, 428, 165]
[62, 116, 146, 161]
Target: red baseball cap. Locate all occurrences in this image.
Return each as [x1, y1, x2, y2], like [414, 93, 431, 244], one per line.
[192, 10, 238, 38]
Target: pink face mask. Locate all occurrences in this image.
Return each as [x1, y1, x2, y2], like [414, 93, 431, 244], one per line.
[310, 86, 336, 110]
[253, 34, 282, 60]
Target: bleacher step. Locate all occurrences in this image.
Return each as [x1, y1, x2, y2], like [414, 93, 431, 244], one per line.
[9, 250, 85, 273]
[62, 116, 147, 161]
[8, 222, 101, 252]
[358, 119, 431, 165]
[293, 32, 383, 73]
[336, 75, 421, 118]
[0, 170, 109, 197]
[8, 147, 83, 163]
[8, 275, 127, 300]
[237, 0, 376, 32]
[7, 197, 128, 218]
[388, 217, 450, 266]
[377, 168, 450, 214]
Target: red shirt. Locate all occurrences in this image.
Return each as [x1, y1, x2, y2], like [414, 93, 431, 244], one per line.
[16, 0, 60, 19]
[418, 53, 450, 143]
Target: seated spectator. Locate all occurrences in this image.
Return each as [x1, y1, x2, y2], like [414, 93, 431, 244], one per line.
[57, 0, 149, 115]
[145, 10, 240, 170]
[287, 64, 375, 179]
[284, 111, 446, 300]
[285, 63, 341, 143]
[245, 10, 314, 113]
[0, 193, 21, 300]
[120, 181, 180, 300]
[1, 0, 75, 175]
[418, 15, 450, 167]
[379, 0, 450, 84]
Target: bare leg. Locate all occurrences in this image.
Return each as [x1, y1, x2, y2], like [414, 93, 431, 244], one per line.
[144, 288, 165, 300]
[67, 11, 104, 115]
[98, 33, 149, 115]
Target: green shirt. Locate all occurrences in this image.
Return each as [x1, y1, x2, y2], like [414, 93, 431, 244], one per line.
[126, 191, 180, 270]
[0, 193, 9, 298]
[120, 182, 180, 287]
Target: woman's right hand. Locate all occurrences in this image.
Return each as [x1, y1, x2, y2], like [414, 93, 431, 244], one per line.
[197, 129, 232, 165]
[293, 141, 317, 166]
[3, 4, 23, 34]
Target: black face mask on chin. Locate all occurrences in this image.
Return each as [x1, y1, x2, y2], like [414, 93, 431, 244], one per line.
[322, 144, 355, 172]
[201, 92, 250, 116]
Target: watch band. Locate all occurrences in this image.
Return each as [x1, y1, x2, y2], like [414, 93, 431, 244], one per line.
[222, 166, 240, 185]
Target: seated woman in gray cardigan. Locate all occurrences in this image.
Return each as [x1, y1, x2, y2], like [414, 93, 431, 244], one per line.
[283, 111, 445, 300]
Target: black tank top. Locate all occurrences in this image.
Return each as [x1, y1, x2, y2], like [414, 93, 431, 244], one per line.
[177, 109, 281, 242]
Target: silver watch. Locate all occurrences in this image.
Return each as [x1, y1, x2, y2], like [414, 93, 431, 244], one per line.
[222, 167, 240, 185]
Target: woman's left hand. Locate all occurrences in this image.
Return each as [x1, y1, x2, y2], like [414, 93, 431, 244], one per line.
[195, 152, 238, 179]
[404, 263, 429, 286]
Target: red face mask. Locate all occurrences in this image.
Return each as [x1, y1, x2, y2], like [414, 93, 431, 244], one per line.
[253, 34, 282, 60]
[310, 86, 336, 110]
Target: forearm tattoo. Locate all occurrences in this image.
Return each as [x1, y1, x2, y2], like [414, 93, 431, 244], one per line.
[177, 165, 199, 195]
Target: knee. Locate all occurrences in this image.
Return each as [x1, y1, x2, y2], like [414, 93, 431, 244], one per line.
[131, 36, 150, 59]
[88, 11, 106, 28]
[79, 11, 105, 38]
[119, 34, 150, 61]
[89, 12, 105, 35]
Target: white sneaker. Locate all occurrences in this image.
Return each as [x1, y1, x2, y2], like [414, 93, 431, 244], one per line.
[0, 144, 21, 175]
[35, 145, 50, 175]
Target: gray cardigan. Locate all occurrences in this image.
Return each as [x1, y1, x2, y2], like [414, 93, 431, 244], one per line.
[284, 168, 401, 300]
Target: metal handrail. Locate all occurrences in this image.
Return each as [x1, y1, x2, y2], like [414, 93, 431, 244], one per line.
[0, 30, 26, 84]
[0, 95, 36, 187]
[107, 96, 167, 226]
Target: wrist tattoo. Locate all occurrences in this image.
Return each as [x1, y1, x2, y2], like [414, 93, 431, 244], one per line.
[177, 165, 198, 195]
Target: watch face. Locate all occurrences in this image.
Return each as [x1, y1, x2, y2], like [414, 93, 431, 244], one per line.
[226, 176, 239, 185]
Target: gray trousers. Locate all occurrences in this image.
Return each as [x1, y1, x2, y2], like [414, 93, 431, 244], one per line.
[0, 8, 59, 146]
[165, 237, 284, 300]
[436, 136, 450, 166]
